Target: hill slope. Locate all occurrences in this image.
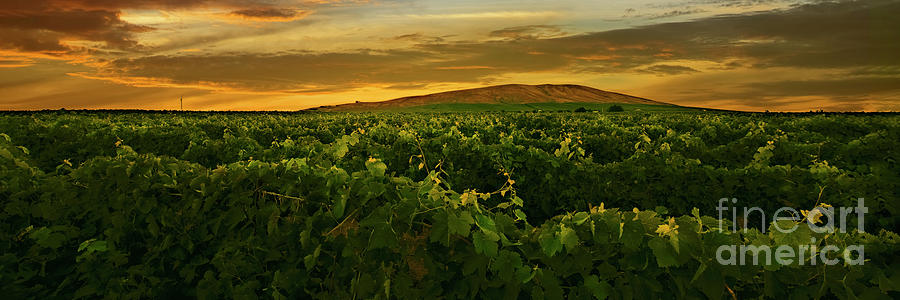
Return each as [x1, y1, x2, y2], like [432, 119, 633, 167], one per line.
[317, 84, 678, 111]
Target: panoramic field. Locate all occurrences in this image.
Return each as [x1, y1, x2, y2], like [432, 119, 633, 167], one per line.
[1, 111, 898, 299]
[2, 0, 899, 298]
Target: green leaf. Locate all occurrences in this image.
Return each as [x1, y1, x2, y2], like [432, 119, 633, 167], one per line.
[353, 273, 377, 298]
[491, 250, 522, 279]
[30, 227, 52, 243]
[333, 194, 347, 219]
[769, 220, 812, 247]
[0, 148, 12, 160]
[583, 275, 612, 299]
[448, 211, 474, 237]
[514, 209, 527, 222]
[620, 220, 644, 250]
[365, 158, 387, 177]
[73, 285, 98, 299]
[654, 206, 669, 215]
[539, 269, 565, 300]
[694, 264, 725, 300]
[573, 212, 590, 225]
[648, 237, 679, 268]
[429, 211, 450, 246]
[558, 225, 578, 251]
[359, 205, 392, 227]
[30, 227, 66, 249]
[85, 240, 108, 253]
[304, 245, 321, 270]
[473, 231, 499, 257]
[512, 196, 524, 207]
[690, 263, 707, 284]
[368, 224, 399, 250]
[875, 270, 900, 293]
[76, 239, 109, 262]
[516, 267, 536, 283]
[475, 213, 498, 234]
[333, 143, 349, 159]
[539, 228, 563, 257]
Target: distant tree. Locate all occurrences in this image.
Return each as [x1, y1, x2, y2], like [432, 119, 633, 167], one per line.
[607, 105, 624, 112]
[574, 107, 588, 113]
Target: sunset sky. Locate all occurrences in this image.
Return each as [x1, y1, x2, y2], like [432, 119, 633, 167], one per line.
[1, 0, 898, 111]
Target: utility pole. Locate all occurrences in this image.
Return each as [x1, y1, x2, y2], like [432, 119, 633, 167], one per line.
[180, 96, 183, 111]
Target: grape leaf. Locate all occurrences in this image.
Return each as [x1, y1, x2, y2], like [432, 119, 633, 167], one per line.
[448, 211, 474, 237]
[473, 231, 498, 257]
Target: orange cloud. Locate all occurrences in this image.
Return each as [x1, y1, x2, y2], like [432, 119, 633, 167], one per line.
[66, 72, 262, 93]
[489, 25, 567, 40]
[574, 55, 620, 61]
[0, 59, 33, 68]
[435, 66, 495, 70]
[228, 8, 312, 22]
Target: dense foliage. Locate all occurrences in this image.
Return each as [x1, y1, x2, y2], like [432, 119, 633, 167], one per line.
[1, 111, 898, 299]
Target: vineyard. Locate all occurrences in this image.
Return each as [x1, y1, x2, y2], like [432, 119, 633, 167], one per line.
[1, 111, 898, 299]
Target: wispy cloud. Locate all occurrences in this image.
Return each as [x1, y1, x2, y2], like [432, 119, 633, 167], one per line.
[228, 8, 312, 22]
[405, 11, 562, 19]
[489, 25, 568, 40]
[639, 64, 700, 75]
[435, 66, 496, 70]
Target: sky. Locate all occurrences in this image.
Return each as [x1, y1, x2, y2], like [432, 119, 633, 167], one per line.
[0, 0, 898, 111]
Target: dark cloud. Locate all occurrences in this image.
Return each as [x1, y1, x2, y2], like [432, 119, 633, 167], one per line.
[705, 0, 792, 8]
[639, 64, 700, 75]
[0, 0, 307, 53]
[569, 0, 900, 71]
[845, 66, 900, 77]
[230, 8, 311, 21]
[488, 25, 567, 40]
[662, 0, 794, 8]
[392, 33, 446, 43]
[648, 8, 708, 19]
[0, 0, 256, 11]
[0, 28, 69, 52]
[622, 7, 707, 19]
[384, 83, 430, 90]
[0, 9, 152, 52]
[394, 33, 425, 40]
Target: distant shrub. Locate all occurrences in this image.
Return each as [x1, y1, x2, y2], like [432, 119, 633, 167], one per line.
[607, 105, 624, 112]
[574, 107, 588, 113]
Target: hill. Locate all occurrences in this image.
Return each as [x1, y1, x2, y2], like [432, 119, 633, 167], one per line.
[315, 84, 684, 112]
